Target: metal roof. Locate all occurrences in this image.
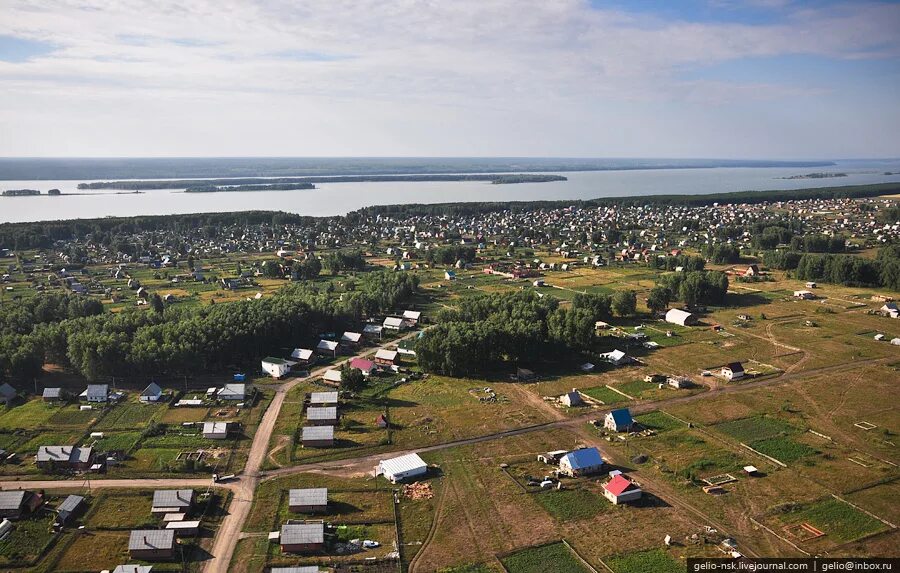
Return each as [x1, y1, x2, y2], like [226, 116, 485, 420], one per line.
[383, 317, 404, 328]
[306, 407, 337, 421]
[341, 332, 362, 343]
[605, 475, 638, 496]
[363, 324, 383, 334]
[310, 391, 338, 405]
[302, 426, 334, 441]
[402, 310, 421, 320]
[379, 452, 426, 477]
[270, 567, 320, 573]
[317, 339, 338, 351]
[0, 383, 17, 399]
[36, 445, 92, 463]
[203, 421, 229, 434]
[141, 383, 162, 397]
[0, 490, 26, 511]
[42, 387, 62, 398]
[152, 489, 194, 509]
[218, 383, 246, 398]
[57, 495, 84, 514]
[291, 348, 314, 360]
[280, 523, 324, 545]
[609, 408, 634, 427]
[128, 529, 175, 551]
[288, 488, 328, 507]
[323, 370, 342, 383]
[560, 447, 604, 470]
[112, 566, 154, 573]
[374, 349, 398, 361]
[86, 384, 108, 398]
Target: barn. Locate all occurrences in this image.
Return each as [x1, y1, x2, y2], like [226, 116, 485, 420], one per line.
[665, 308, 698, 326]
[377, 452, 428, 483]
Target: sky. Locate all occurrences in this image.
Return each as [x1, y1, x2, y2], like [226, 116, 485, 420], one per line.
[0, 0, 899, 159]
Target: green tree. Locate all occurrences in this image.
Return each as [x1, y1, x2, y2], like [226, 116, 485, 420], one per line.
[341, 364, 367, 392]
[646, 286, 672, 315]
[611, 290, 637, 317]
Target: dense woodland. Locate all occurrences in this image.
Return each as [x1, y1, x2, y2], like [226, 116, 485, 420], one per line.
[762, 244, 900, 290]
[0, 272, 418, 383]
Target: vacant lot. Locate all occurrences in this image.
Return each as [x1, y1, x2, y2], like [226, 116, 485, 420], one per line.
[607, 548, 685, 573]
[501, 542, 591, 573]
[581, 385, 629, 404]
[85, 491, 155, 529]
[635, 411, 685, 433]
[94, 401, 162, 429]
[778, 497, 887, 543]
[533, 488, 608, 521]
[715, 416, 800, 443]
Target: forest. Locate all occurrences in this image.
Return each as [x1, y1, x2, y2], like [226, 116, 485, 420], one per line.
[762, 244, 900, 290]
[0, 272, 418, 383]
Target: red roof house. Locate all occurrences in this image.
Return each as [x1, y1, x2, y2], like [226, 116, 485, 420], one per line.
[603, 475, 642, 505]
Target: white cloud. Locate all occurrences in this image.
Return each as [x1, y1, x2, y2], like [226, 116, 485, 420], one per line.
[0, 0, 898, 156]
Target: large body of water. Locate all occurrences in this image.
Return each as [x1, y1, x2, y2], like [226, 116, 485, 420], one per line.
[2, 159, 899, 223]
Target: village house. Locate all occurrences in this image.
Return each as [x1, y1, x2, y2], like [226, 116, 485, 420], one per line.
[316, 339, 339, 357]
[0, 383, 16, 406]
[377, 452, 428, 483]
[793, 290, 815, 300]
[202, 421, 230, 439]
[881, 303, 899, 319]
[301, 425, 335, 447]
[374, 348, 398, 367]
[362, 324, 383, 339]
[599, 349, 631, 367]
[605, 408, 635, 432]
[721, 362, 745, 381]
[280, 523, 325, 553]
[402, 310, 421, 325]
[140, 383, 162, 403]
[111, 565, 154, 573]
[36, 446, 94, 471]
[56, 494, 86, 524]
[262, 357, 293, 379]
[218, 383, 249, 401]
[81, 383, 109, 403]
[560, 389, 583, 407]
[290, 348, 315, 366]
[558, 447, 605, 477]
[603, 475, 643, 504]
[382, 316, 405, 331]
[323, 369, 343, 385]
[376, 413, 389, 428]
[665, 308, 698, 326]
[340, 331, 362, 350]
[42, 387, 63, 402]
[129, 530, 176, 560]
[444, 270, 456, 280]
[309, 391, 338, 406]
[306, 406, 338, 426]
[667, 376, 694, 389]
[0, 490, 42, 519]
[349, 357, 377, 376]
[288, 488, 328, 513]
[151, 489, 195, 515]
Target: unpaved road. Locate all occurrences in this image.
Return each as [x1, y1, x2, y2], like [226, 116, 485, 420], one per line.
[1, 338, 891, 571]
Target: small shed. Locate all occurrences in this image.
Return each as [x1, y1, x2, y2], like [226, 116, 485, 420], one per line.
[56, 494, 86, 524]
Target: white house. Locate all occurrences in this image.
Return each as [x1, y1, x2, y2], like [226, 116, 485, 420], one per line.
[721, 362, 745, 380]
[604, 408, 635, 432]
[560, 389, 583, 407]
[139, 383, 162, 403]
[83, 384, 109, 403]
[323, 369, 343, 385]
[262, 357, 292, 379]
[402, 310, 421, 325]
[316, 339, 339, 356]
[665, 308, 698, 326]
[377, 452, 428, 483]
[599, 349, 631, 366]
[603, 475, 642, 504]
[218, 383, 248, 401]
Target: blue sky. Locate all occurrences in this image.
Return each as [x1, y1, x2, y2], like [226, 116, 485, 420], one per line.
[0, 0, 898, 158]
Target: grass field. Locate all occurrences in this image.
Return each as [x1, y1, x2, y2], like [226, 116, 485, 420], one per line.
[85, 492, 155, 529]
[635, 411, 684, 433]
[54, 531, 130, 572]
[532, 488, 608, 521]
[750, 437, 818, 463]
[607, 548, 685, 573]
[0, 512, 57, 566]
[779, 498, 887, 542]
[715, 416, 800, 442]
[581, 385, 629, 404]
[0, 399, 56, 429]
[501, 542, 591, 573]
[93, 430, 143, 452]
[94, 401, 161, 429]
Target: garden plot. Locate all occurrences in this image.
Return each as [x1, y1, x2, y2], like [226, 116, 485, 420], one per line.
[607, 548, 685, 573]
[774, 497, 888, 547]
[500, 541, 592, 573]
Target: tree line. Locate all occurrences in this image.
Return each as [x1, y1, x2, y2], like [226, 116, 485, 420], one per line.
[0, 272, 418, 383]
[762, 245, 899, 290]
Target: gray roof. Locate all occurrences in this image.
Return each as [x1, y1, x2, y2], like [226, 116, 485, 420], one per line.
[218, 383, 246, 398]
[42, 387, 62, 398]
[280, 523, 324, 545]
[309, 391, 338, 405]
[0, 383, 16, 399]
[113, 566, 154, 573]
[128, 529, 175, 551]
[86, 384, 108, 398]
[0, 490, 26, 511]
[271, 568, 320, 573]
[57, 494, 85, 514]
[141, 383, 162, 397]
[306, 407, 337, 421]
[289, 488, 328, 507]
[36, 446, 93, 464]
[152, 489, 194, 509]
[301, 426, 334, 441]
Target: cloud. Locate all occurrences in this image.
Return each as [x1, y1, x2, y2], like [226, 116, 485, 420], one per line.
[0, 0, 898, 156]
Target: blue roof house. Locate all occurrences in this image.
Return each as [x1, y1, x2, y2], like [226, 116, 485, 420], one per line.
[558, 447, 605, 476]
[604, 408, 634, 432]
